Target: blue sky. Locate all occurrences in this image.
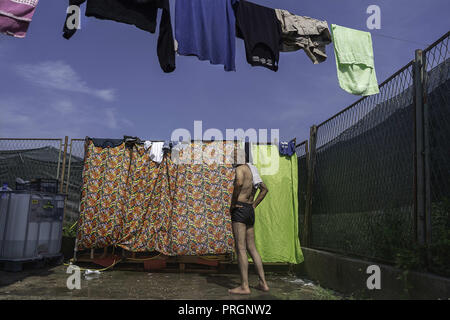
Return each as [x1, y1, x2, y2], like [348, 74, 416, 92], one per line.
[0, 0, 449, 142]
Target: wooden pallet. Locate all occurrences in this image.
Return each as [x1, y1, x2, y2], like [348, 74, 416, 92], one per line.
[71, 248, 293, 274]
[73, 248, 233, 273]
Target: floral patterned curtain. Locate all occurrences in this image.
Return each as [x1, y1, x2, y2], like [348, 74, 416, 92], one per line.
[77, 139, 235, 256]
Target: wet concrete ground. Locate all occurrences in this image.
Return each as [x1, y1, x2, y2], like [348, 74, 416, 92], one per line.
[0, 265, 344, 300]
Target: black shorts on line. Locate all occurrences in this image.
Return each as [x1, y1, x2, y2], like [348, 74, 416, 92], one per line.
[231, 201, 255, 226]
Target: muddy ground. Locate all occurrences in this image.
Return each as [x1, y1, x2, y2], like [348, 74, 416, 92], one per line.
[0, 265, 344, 300]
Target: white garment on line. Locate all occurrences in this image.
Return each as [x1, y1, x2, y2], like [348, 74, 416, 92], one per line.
[145, 141, 164, 163]
[247, 163, 263, 188]
[144, 141, 152, 150]
[248, 142, 260, 165]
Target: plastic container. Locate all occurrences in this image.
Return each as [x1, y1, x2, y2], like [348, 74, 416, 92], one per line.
[0, 191, 65, 261]
[31, 179, 59, 194]
[15, 181, 30, 191]
[16, 179, 59, 194]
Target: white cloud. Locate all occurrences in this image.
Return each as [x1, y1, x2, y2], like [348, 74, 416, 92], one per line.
[0, 96, 132, 138]
[14, 60, 116, 101]
[1, 108, 33, 127]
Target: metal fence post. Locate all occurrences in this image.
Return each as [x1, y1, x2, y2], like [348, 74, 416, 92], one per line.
[422, 51, 432, 248]
[59, 136, 69, 194]
[65, 139, 73, 195]
[413, 50, 427, 247]
[303, 125, 317, 247]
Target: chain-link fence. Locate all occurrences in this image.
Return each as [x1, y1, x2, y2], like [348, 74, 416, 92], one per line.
[0, 138, 64, 191]
[295, 141, 308, 243]
[301, 31, 449, 277]
[0, 138, 85, 227]
[423, 34, 450, 276]
[311, 61, 415, 262]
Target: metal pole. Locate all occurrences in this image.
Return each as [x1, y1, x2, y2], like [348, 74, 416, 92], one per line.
[62, 140, 74, 236]
[73, 237, 78, 262]
[305, 140, 309, 175]
[65, 140, 73, 195]
[59, 136, 69, 194]
[56, 139, 62, 182]
[1, 193, 12, 257]
[422, 51, 432, 248]
[303, 125, 317, 247]
[22, 194, 32, 258]
[413, 50, 426, 246]
[303, 140, 309, 245]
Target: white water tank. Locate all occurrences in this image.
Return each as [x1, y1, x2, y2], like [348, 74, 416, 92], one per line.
[0, 191, 65, 261]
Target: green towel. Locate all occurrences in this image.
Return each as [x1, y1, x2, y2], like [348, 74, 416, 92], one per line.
[250, 145, 304, 264]
[331, 24, 379, 96]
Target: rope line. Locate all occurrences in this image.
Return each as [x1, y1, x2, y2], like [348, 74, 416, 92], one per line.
[372, 33, 429, 47]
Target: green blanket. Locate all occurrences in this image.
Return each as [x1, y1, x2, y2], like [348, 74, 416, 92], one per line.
[331, 24, 379, 96]
[251, 145, 304, 264]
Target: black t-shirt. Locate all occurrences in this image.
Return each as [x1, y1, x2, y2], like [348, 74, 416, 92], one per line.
[63, 0, 175, 73]
[235, 0, 282, 71]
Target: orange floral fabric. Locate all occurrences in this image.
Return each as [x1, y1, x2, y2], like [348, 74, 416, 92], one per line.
[77, 140, 236, 255]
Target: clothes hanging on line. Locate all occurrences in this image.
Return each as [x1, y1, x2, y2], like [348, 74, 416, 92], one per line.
[77, 139, 146, 250]
[235, 0, 282, 71]
[172, 141, 189, 153]
[62, 0, 176, 73]
[162, 141, 172, 152]
[251, 144, 304, 264]
[90, 138, 126, 148]
[331, 24, 379, 96]
[247, 142, 255, 164]
[77, 139, 236, 256]
[275, 9, 331, 64]
[279, 140, 296, 156]
[163, 141, 236, 255]
[0, 0, 39, 38]
[246, 163, 262, 188]
[175, 0, 238, 72]
[145, 141, 164, 164]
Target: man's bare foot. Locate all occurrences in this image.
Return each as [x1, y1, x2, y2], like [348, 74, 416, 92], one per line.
[228, 286, 251, 295]
[256, 281, 269, 292]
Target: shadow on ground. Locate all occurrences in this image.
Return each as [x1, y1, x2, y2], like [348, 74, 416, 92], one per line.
[0, 262, 58, 289]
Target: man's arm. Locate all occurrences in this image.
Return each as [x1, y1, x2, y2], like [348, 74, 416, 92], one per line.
[252, 182, 268, 209]
[230, 167, 244, 211]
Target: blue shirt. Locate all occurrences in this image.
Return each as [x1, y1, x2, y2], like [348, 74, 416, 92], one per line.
[175, 0, 238, 71]
[279, 141, 296, 156]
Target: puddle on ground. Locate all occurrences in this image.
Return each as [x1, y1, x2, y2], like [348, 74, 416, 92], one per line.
[0, 266, 342, 300]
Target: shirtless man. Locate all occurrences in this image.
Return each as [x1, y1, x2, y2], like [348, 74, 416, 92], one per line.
[229, 155, 270, 295]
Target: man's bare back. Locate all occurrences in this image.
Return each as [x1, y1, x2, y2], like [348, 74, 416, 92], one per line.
[236, 164, 256, 204]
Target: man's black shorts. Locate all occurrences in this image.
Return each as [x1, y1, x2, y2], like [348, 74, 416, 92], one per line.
[231, 201, 255, 226]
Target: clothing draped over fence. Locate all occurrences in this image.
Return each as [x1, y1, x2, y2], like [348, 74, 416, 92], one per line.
[251, 144, 304, 264]
[77, 139, 236, 256]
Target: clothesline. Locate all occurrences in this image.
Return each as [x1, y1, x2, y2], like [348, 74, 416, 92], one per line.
[0, 0, 430, 97]
[371, 33, 429, 47]
[0, 27, 429, 48]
